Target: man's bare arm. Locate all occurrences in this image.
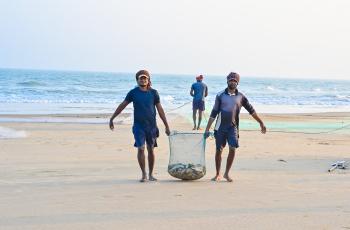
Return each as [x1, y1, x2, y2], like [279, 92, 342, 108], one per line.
[109, 100, 129, 130]
[156, 103, 170, 136]
[251, 112, 266, 134]
[204, 117, 215, 138]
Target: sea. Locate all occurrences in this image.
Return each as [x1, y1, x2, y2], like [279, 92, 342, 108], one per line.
[1, 68, 350, 138]
[1, 68, 349, 115]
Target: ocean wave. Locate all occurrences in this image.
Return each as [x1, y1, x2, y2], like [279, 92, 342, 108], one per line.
[0, 95, 348, 107]
[162, 95, 175, 102]
[0, 99, 120, 104]
[17, 81, 47, 87]
[336, 95, 350, 102]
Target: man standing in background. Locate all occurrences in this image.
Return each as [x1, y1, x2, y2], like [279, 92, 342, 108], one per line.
[190, 75, 208, 130]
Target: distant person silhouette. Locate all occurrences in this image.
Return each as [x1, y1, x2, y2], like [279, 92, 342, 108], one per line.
[190, 74, 208, 130]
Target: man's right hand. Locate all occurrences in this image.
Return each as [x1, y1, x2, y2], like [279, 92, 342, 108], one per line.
[109, 119, 114, 131]
[260, 123, 267, 134]
[204, 130, 210, 139]
[165, 127, 171, 136]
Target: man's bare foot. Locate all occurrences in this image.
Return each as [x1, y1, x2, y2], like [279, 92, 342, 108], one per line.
[223, 174, 233, 182]
[149, 175, 158, 181]
[139, 174, 147, 182]
[197, 127, 202, 130]
[211, 175, 221, 181]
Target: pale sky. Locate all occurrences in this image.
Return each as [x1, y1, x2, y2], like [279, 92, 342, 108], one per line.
[1, 0, 350, 79]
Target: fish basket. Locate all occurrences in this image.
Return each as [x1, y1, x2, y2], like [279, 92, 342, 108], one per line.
[168, 131, 206, 180]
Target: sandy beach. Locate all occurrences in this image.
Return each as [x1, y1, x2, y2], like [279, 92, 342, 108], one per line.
[0, 113, 349, 230]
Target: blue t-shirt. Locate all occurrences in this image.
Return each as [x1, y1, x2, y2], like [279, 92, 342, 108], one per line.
[125, 87, 160, 127]
[191, 81, 207, 101]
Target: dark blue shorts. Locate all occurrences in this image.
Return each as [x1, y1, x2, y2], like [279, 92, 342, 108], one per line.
[192, 100, 205, 111]
[132, 124, 159, 148]
[214, 126, 239, 150]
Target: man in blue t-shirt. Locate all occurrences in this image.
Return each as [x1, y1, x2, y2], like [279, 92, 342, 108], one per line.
[204, 72, 266, 182]
[109, 70, 170, 182]
[190, 75, 208, 130]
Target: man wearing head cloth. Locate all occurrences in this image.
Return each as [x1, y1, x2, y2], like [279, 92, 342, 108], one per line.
[109, 70, 171, 182]
[190, 74, 208, 130]
[204, 72, 266, 182]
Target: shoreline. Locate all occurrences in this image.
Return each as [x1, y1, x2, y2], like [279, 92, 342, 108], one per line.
[1, 112, 350, 140]
[1, 112, 350, 129]
[1, 111, 350, 118]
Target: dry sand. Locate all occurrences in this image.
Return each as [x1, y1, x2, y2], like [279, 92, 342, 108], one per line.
[0, 113, 349, 230]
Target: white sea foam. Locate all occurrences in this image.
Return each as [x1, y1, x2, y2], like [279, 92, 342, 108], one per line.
[0, 126, 27, 139]
[336, 95, 350, 102]
[162, 95, 175, 103]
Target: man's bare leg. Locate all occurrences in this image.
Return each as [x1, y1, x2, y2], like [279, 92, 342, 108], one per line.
[147, 145, 157, 181]
[223, 147, 235, 182]
[137, 147, 147, 182]
[197, 110, 203, 130]
[211, 148, 222, 181]
[192, 109, 197, 130]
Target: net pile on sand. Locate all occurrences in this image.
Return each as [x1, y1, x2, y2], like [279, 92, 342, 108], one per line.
[168, 131, 206, 180]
